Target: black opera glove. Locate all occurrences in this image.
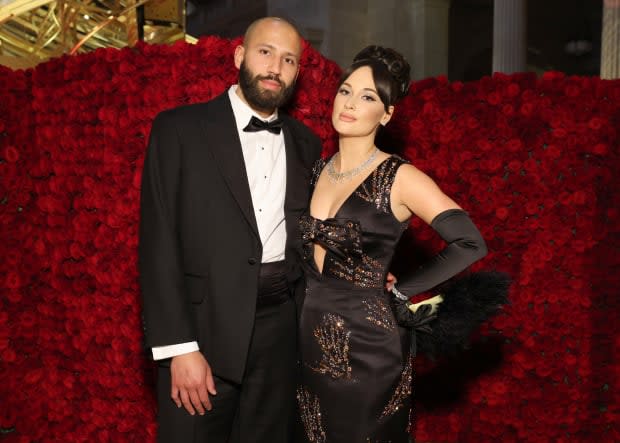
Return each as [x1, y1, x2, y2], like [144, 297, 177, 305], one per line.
[390, 208, 488, 308]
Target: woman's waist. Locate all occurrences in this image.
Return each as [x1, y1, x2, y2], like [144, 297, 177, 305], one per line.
[305, 272, 388, 295]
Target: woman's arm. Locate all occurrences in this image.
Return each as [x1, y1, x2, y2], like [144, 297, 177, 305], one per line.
[390, 164, 488, 297]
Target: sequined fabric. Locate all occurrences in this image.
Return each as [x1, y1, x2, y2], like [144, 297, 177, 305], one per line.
[356, 156, 404, 213]
[363, 297, 397, 331]
[379, 356, 413, 420]
[309, 313, 353, 379]
[330, 254, 384, 288]
[299, 156, 412, 442]
[297, 386, 327, 443]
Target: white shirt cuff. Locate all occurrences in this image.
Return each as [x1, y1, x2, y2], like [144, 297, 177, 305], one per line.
[152, 341, 199, 360]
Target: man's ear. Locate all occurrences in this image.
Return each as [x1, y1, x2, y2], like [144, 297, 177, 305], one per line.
[234, 45, 245, 70]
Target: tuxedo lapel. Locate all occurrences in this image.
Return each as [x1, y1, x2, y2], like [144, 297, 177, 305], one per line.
[201, 94, 260, 239]
[281, 117, 317, 282]
[282, 122, 310, 212]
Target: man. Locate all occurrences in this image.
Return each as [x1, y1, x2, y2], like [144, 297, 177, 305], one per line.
[139, 17, 322, 442]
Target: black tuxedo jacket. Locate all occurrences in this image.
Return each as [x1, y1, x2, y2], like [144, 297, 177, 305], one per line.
[139, 92, 322, 383]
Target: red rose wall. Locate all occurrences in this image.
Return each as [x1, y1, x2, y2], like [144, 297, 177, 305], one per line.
[1, 37, 619, 442]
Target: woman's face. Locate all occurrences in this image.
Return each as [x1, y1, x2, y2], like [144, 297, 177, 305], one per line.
[331, 66, 393, 138]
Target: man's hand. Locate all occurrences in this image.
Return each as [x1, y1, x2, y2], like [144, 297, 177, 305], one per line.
[170, 351, 217, 415]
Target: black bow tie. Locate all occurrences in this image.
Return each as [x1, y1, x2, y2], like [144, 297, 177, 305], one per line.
[243, 116, 283, 135]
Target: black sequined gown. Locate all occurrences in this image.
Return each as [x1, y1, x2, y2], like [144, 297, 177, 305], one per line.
[297, 156, 413, 443]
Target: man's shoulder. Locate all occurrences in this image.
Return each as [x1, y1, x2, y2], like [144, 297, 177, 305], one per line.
[281, 114, 323, 161]
[153, 93, 229, 125]
[281, 113, 308, 131]
[282, 114, 320, 141]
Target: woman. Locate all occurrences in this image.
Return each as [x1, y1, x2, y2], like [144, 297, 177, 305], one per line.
[297, 46, 490, 442]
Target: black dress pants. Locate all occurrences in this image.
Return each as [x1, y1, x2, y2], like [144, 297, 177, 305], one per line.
[156, 263, 298, 443]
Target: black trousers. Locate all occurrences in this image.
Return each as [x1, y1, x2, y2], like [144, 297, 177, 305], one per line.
[157, 262, 298, 443]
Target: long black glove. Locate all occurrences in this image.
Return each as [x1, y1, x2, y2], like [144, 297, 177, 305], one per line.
[390, 209, 487, 329]
[390, 210, 513, 359]
[398, 208, 488, 296]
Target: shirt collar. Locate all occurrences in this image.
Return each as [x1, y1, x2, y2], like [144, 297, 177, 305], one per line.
[228, 85, 279, 134]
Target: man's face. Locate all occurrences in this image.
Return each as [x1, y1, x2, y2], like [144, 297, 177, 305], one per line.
[238, 60, 296, 112]
[234, 20, 301, 114]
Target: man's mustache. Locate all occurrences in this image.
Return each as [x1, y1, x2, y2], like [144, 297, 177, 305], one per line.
[256, 74, 284, 86]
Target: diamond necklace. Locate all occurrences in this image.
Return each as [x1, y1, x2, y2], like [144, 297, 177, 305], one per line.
[326, 148, 379, 184]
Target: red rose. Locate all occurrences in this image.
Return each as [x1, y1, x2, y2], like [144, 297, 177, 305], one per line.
[476, 138, 493, 151]
[507, 160, 522, 172]
[587, 117, 605, 131]
[524, 201, 539, 215]
[505, 138, 523, 152]
[519, 102, 535, 116]
[495, 207, 509, 220]
[487, 91, 501, 105]
[2, 348, 16, 362]
[465, 116, 480, 129]
[3, 145, 19, 163]
[501, 103, 515, 116]
[4, 271, 21, 289]
[591, 143, 609, 155]
[506, 83, 521, 97]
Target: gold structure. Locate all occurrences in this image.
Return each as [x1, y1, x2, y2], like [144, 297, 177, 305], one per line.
[0, 0, 194, 70]
[601, 0, 620, 79]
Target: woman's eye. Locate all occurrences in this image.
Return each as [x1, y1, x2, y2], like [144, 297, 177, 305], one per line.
[338, 88, 350, 95]
[362, 95, 376, 101]
[259, 49, 270, 55]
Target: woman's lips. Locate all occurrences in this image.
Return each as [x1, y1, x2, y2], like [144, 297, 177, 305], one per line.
[339, 113, 356, 122]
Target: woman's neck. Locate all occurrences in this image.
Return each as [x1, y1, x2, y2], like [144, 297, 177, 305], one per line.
[336, 135, 377, 172]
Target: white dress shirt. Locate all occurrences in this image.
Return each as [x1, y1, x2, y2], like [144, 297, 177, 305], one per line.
[152, 85, 288, 360]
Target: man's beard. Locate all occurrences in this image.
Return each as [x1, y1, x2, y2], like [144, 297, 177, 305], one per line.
[238, 62, 296, 111]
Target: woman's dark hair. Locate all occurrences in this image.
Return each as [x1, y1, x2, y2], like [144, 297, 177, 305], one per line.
[339, 45, 411, 111]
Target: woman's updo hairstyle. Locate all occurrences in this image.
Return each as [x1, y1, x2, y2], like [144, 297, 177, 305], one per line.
[340, 45, 411, 112]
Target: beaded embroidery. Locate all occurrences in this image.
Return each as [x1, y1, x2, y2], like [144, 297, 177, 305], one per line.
[362, 297, 396, 331]
[329, 254, 384, 288]
[355, 156, 406, 213]
[309, 313, 353, 379]
[310, 158, 327, 188]
[379, 356, 413, 420]
[297, 386, 327, 443]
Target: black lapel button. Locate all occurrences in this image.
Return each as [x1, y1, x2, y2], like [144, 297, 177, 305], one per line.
[248, 258, 257, 265]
